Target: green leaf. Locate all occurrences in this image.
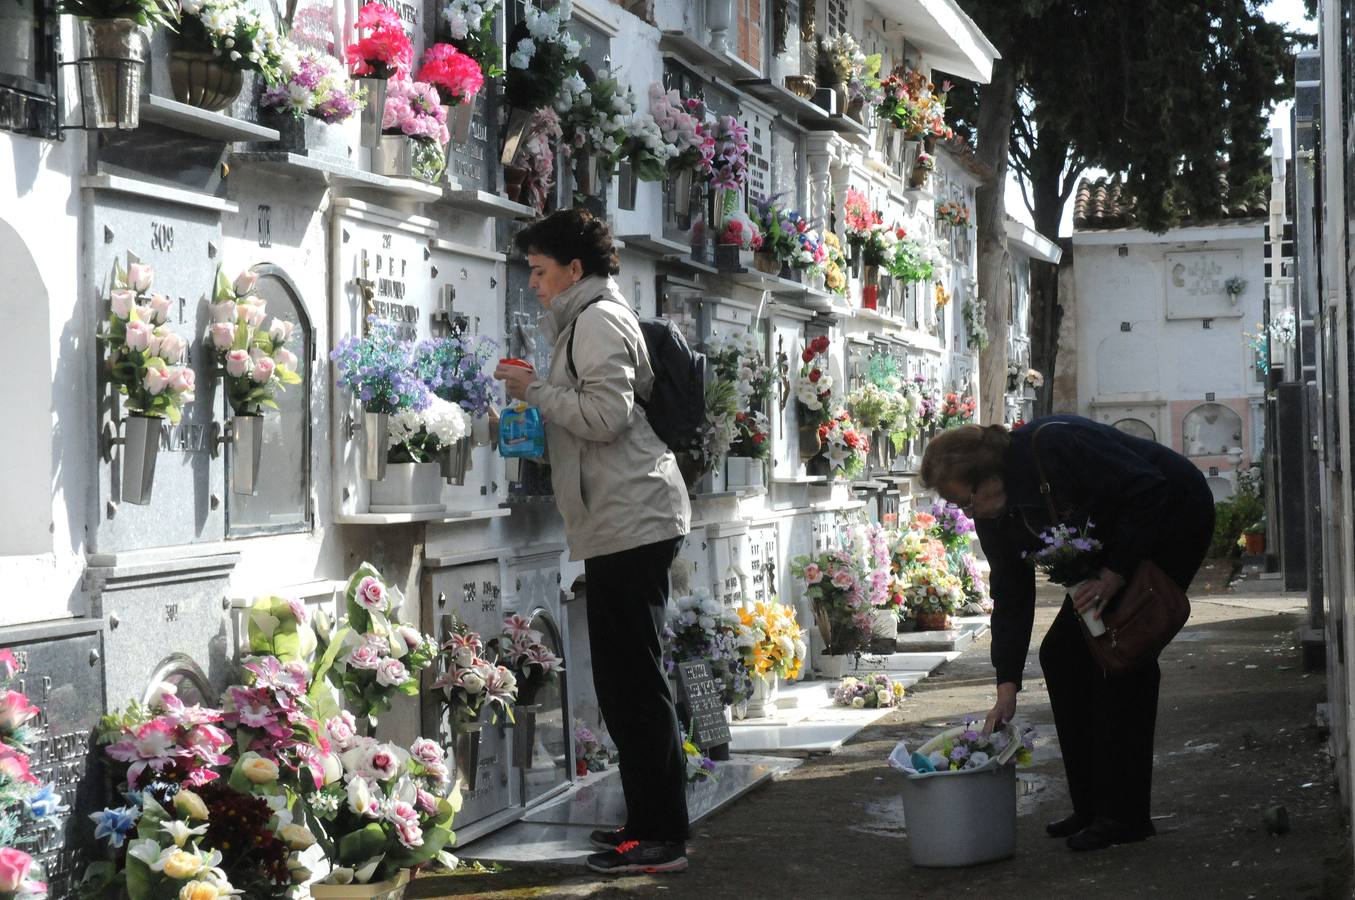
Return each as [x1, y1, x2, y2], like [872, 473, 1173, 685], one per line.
[277, 367, 303, 385]
[214, 264, 234, 303]
[233, 320, 250, 351]
[336, 822, 388, 866]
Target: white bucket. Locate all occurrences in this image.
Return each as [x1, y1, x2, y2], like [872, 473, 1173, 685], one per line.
[897, 726, 1019, 867]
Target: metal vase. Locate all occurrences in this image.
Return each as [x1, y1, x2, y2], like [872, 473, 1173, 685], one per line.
[500, 106, 532, 165]
[454, 721, 483, 791]
[862, 264, 881, 310]
[372, 134, 414, 178]
[798, 422, 823, 459]
[167, 50, 242, 112]
[512, 704, 541, 767]
[362, 410, 389, 481]
[574, 151, 601, 196]
[77, 18, 144, 130]
[446, 102, 474, 145]
[357, 76, 388, 148]
[617, 161, 638, 210]
[440, 435, 472, 485]
[120, 414, 161, 506]
[230, 415, 265, 495]
[671, 168, 694, 217]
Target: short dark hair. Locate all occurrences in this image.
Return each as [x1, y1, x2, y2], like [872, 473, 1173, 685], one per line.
[513, 208, 620, 278]
[919, 424, 1012, 490]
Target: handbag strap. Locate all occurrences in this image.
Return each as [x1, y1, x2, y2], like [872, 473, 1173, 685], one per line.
[1029, 422, 1063, 522]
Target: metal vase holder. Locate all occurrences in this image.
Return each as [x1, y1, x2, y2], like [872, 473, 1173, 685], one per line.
[119, 414, 161, 505]
[511, 704, 541, 767]
[74, 18, 144, 130]
[440, 434, 472, 485]
[362, 410, 389, 481]
[500, 106, 532, 165]
[617, 160, 638, 210]
[454, 720, 484, 790]
[230, 414, 265, 495]
[357, 76, 388, 148]
[372, 134, 413, 178]
[671, 168, 694, 217]
[574, 150, 602, 196]
[798, 421, 823, 459]
[446, 102, 474, 146]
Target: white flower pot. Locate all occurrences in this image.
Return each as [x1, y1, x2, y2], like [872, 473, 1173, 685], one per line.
[872, 607, 899, 651]
[725, 456, 764, 488]
[368, 462, 445, 514]
[705, 0, 733, 55]
[744, 674, 779, 719]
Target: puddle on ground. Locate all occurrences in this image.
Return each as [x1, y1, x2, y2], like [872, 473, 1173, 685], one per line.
[847, 774, 1048, 840]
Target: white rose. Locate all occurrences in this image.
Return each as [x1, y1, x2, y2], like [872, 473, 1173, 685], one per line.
[461, 672, 484, 695]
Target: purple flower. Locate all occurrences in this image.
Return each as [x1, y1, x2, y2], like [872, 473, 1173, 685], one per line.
[950, 745, 970, 761]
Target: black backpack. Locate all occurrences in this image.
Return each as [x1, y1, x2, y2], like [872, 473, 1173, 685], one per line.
[566, 297, 706, 452]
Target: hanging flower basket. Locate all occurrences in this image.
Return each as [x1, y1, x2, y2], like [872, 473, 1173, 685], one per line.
[168, 50, 242, 112]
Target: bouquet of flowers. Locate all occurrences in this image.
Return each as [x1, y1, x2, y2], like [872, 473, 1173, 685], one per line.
[736, 600, 807, 683]
[749, 199, 800, 266]
[730, 410, 771, 459]
[648, 83, 713, 176]
[847, 52, 883, 111]
[718, 212, 763, 250]
[314, 565, 439, 719]
[416, 43, 485, 107]
[442, 0, 502, 76]
[818, 411, 870, 480]
[304, 731, 459, 886]
[958, 553, 991, 612]
[842, 188, 879, 257]
[914, 376, 943, 431]
[431, 620, 517, 725]
[786, 212, 828, 274]
[928, 502, 975, 550]
[665, 590, 754, 707]
[556, 67, 634, 170]
[815, 31, 856, 84]
[505, 0, 580, 111]
[345, 1, 412, 78]
[936, 201, 971, 228]
[899, 560, 965, 618]
[856, 523, 896, 612]
[795, 336, 834, 427]
[848, 382, 902, 434]
[206, 267, 303, 417]
[962, 297, 990, 351]
[707, 330, 775, 407]
[1270, 307, 1297, 347]
[889, 236, 935, 284]
[0, 649, 62, 900]
[936, 393, 976, 429]
[96, 694, 233, 791]
[935, 282, 951, 312]
[332, 317, 432, 416]
[834, 673, 904, 709]
[383, 79, 451, 183]
[876, 67, 952, 140]
[708, 116, 749, 221]
[520, 107, 562, 212]
[386, 397, 471, 464]
[822, 232, 848, 296]
[791, 550, 871, 656]
[695, 377, 739, 473]
[682, 729, 717, 784]
[1025, 523, 1102, 587]
[415, 333, 498, 419]
[574, 721, 612, 776]
[620, 113, 680, 182]
[221, 656, 334, 796]
[102, 260, 195, 425]
[177, 0, 286, 82]
[905, 717, 1035, 773]
[1025, 368, 1044, 388]
[891, 520, 948, 579]
[261, 46, 365, 122]
[489, 614, 564, 704]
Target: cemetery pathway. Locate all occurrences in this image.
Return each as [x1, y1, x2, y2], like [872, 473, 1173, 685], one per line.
[410, 562, 1352, 899]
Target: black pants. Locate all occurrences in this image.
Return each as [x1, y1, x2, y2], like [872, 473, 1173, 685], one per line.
[584, 536, 689, 843]
[1039, 492, 1214, 828]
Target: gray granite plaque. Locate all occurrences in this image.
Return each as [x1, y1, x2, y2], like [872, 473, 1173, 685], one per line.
[676, 659, 731, 751]
[447, 92, 493, 192]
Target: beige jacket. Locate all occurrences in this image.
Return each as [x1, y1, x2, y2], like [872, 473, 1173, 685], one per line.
[524, 275, 690, 561]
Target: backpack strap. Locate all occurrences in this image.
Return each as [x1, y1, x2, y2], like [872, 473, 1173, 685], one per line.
[565, 296, 608, 381]
[1029, 422, 1063, 522]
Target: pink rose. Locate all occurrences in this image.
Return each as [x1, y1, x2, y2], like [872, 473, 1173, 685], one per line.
[396, 625, 423, 651]
[0, 690, 39, 730]
[210, 322, 236, 350]
[250, 356, 276, 384]
[233, 270, 259, 295]
[325, 712, 357, 749]
[831, 570, 855, 591]
[803, 563, 822, 584]
[355, 576, 387, 611]
[369, 744, 399, 780]
[149, 294, 172, 325]
[374, 657, 409, 687]
[143, 365, 171, 395]
[210, 302, 237, 324]
[410, 737, 442, 767]
[241, 302, 267, 328]
[416, 787, 438, 815]
[110, 289, 137, 319]
[224, 349, 251, 378]
[168, 367, 195, 398]
[158, 332, 186, 364]
[0, 847, 34, 891]
[125, 319, 151, 351]
[276, 348, 298, 371]
[268, 319, 294, 342]
[287, 598, 309, 625]
[126, 263, 153, 293]
[346, 644, 381, 670]
[144, 331, 163, 359]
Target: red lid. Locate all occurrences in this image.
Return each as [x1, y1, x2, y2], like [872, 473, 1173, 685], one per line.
[499, 357, 534, 370]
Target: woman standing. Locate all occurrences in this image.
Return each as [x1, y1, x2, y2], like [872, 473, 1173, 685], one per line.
[493, 209, 691, 874]
[920, 415, 1214, 852]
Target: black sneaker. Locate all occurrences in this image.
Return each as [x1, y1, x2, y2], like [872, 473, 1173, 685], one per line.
[589, 826, 627, 851]
[586, 840, 688, 874]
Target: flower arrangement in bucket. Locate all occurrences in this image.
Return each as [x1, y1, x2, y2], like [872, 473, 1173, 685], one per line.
[442, 0, 503, 77]
[834, 673, 904, 709]
[331, 317, 433, 481]
[747, 199, 798, 274]
[260, 46, 365, 123]
[1024, 522, 1106, 636]
[380, 79, 451, 183]
[382, 397, 471, 503]
[735, 600, 807, 688]
[895, 717, 1035, 775]
[0, 648, 66, 899]
[791, 549, 872, 661]
[664, 590, 754, 709]
[205, 266, 303, 494]
[345, 2, 413, 147]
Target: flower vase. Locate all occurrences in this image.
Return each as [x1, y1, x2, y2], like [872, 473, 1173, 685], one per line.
[871, 606, 899, 652]
[445, 102, 474, 145]
[807, 269, 825, 292]
[356, 76, 388, 148]
[454, 720, 484, 790]
[512, 703, 542, 767]
[870, 429, 888, 473]
[753, 251, 781, 275]
[711, 186, 738, 231]
[120, 413, 162, 505]
[744, 674, 779, 719]
[229, 414, 265, 495]
[503, 164, 529, 204]
[847, 95, 865, 122]
[798, 421, 823, 459]
[670, 168, 694, 217]
[814, 651, 850, 680]
[617, 160, 638, 210]
[373, 134, 414, 178]
[705, 0, 733, 55]
[574, 151, 602, 196]
[829, 82, 848, 117]
[369, 462, 445, 513]
[909, 163, 929, 190]
[76, 18, 144, 129]
[168, 50, 241, 112]
[862, 264, 881, 310]
[914, 611, 952, 632]
[725, 456, 764, 489]
[362, 410, 389, 481]
[1068, 579, 1107, 637]
[500, 106, 532, 165]
[310, 869, 410, 899]
[440, 435, 472, 485]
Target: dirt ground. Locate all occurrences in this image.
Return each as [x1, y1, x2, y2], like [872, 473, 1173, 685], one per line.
[410, 562, 1353, 899]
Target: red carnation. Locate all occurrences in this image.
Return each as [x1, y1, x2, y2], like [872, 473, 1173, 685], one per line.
[753, 433, 767, 444]
[809, 368, 822, 382]
[735, 412, 746, 421]
[802, 349, 815, 363]
[812, 336, 830, 353]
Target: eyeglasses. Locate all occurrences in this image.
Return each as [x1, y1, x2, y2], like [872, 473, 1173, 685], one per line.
[950, 483, 979, 512]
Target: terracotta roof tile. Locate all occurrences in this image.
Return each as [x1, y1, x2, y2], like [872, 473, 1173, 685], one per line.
[1072, 176, 1266, 230]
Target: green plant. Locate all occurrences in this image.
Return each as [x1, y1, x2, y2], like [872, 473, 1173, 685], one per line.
[1209, 490, 1264, 558]
[57, 0, 177, 28]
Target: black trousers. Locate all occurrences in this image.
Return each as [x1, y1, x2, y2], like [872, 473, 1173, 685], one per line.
[584, 536, 689, 843]
[1038, 492, 1214, 828]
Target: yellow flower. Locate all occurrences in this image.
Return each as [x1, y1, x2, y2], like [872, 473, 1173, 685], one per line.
[179, 882, 221, 900]
[240, 752, 280, 784]
[162, 849, 204, 880]
[173, 790, 209, 821]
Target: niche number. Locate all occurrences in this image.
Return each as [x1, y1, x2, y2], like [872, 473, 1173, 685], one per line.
[151, 221, 174, 252]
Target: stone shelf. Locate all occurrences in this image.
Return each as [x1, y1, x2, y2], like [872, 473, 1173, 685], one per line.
[230, 150, 366, 183]
[617, 233, 691, 258]
[658, 31, 759, 79]
[139, 94, 280, 142]
[662, 256, 721, 276]
[329, 168, 447, 201]
[726, 267, 809, 296]
[736, 78, 830, 127]
[770, 474, 829, 484]
[82, 172, 238, 214]
[443, 188, 535, 219]
[334, 506, 511, 526]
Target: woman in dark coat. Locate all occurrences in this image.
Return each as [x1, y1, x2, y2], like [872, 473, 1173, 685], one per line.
[920, 415, 1215, 852]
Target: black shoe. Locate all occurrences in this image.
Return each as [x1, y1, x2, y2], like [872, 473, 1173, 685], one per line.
[1046, 813, 1091, 838]
[589, 826, 628, 851]
[586, 840, 688, 874]
[1066, 817, 1156, 852]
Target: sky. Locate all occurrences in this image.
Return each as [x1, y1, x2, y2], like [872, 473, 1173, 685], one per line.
[1005, 0, 1319, 237]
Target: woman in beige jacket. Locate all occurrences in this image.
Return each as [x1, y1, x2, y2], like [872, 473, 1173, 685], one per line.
[493, 209, 691, 875]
